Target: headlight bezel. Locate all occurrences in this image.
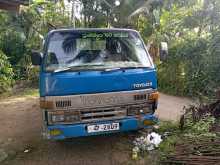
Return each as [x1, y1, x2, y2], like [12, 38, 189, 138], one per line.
[127, 103, 153, 116]
[48, 110, 80, 125]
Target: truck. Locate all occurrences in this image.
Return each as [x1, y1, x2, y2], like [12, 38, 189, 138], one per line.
[31, 28, 165, 140]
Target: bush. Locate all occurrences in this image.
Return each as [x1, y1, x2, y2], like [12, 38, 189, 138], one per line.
[0, 50, 14, 93]
[157, 36, 216, 100]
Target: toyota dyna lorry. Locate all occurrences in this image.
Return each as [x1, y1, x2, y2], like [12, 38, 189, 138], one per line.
[31, 28, 160, 140]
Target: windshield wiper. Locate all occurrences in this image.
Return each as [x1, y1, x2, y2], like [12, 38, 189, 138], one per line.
[53, 65, 151, 73]
[53, 67, 72, 73]
[124, 66, 152, 69]
[103, 67, 122, 72]
[53, 64, 106, 73]
[101, 66, 152, 73]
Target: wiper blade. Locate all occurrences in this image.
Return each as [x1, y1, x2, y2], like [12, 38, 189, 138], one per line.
[54, 67, 71, 73]
[122, 66, 152, 69]
[102, 66, 151, 73]
[53, 65, 151, 73]
[53, 64, 106, 73]
[104, 67, 122, 72]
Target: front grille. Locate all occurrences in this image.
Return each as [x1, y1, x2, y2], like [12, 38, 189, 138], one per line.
[55, 100, 71, 108]
[48, 102, 153, 125]
[80, 107, 126, 122]
[134, 94, 147, 101]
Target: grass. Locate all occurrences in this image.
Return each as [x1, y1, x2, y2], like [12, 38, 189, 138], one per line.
[155, 112, 220, 163]
[128, 121, 181, 164]
[157, 121, 179, 133]
[0, 88, 39, 99]
[17, 88, 39, 97]
[156, 121, 180, 160]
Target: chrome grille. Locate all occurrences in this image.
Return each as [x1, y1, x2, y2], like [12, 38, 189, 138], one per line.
[55, 100, 71, 108]
[134, 94, 147, 101]
[80, 107, 126, 122]
[48, 102, 153, 125]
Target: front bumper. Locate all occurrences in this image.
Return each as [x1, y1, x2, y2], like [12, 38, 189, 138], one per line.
[44, 114, 158, 140]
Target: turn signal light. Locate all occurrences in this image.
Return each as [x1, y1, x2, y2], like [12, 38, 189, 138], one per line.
[148, 92, 159, 100]
[50, 129, 62, 136]
[143, 119, 157, 126]
[40, 98, 54, 109]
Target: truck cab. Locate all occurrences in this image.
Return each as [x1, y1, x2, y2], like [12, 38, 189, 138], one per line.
[31, 28, 159, 140]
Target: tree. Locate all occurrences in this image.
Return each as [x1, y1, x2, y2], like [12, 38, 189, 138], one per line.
[0, 50, 14, 93]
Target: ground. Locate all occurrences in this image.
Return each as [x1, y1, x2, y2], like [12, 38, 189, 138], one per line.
[0, 92, 192, 165]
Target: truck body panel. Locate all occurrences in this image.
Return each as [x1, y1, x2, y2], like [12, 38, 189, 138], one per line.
[36, 28, 159, 139]
[40, 68, 157, 96]
[46, 115, 158, 140]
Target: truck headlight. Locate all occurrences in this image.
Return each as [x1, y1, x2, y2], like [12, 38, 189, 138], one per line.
[127, 104, 152, 116]
[51, 114, 65, 122]
[48, 111, 80, 124]
[65, 115, 80, 122]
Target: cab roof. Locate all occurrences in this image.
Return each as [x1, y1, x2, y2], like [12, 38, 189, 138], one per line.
[48, 28, 139, 35]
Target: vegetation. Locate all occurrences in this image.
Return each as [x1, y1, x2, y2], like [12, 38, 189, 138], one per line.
[0, 0, 219, 101]
[0, 50, 14, 93]
[158, 117, 216, 158]
[157, 102, 220, 164]
[130, 109, 220, 164]
[0, 88, 39, 99]
[157, 0, 220, 100]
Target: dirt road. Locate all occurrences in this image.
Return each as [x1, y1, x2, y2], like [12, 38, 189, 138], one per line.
[156, 93, 193, 121]
[0, 93, 192, 165]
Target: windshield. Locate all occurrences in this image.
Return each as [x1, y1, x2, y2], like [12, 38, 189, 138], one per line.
[44, 30, 152, 71]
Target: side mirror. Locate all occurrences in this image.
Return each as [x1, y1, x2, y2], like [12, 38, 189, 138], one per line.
[160, 42, 168, 61]
[31, 51, 43, 66]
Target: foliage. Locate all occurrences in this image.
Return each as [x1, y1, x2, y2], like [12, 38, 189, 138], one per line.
[0, 0, 73, 90]
[136, 15, 153, 43]
[157, 121, 179, 133]
[157, 0, 220, 100]
[0, 0, 219, 99]
[158, 37, 210, 97]
[0, 50, 14, 93]
[0, 87, 39, 100]
[158, 103, 220, 161]
[184, 113, 216, 137]
[159, 134, 178, 157]
[156, 121, 180, 155]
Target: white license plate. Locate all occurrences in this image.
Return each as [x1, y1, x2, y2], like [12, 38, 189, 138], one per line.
[87, 123, 120, 133]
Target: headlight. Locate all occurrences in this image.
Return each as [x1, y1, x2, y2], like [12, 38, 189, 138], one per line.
[127, 104, 152, 116]
[65, 114, 80, 122]
[51, 114, 65, 122]
[48, 111, 80, 124]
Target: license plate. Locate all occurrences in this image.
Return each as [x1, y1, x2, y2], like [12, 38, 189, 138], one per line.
[87, 123, 120, 133]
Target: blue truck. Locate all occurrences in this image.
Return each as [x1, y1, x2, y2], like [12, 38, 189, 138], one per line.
[31, 28, 163, 140]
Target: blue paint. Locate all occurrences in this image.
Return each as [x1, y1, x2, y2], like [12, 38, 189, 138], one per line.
[38, 28, 159, 139]
[40, 68, 157, 96]
[47, 115, 158, 140]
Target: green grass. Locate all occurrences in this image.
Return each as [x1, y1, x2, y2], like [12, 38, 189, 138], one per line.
[17, 88, 39, 97]
[157, 121, 180, 134]
[0, 88, 39, 99]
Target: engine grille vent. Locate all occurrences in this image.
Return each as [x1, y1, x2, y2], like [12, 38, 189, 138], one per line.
[56, 100, 71, 108]
[134, 94, 147, 101]
[80, 107, 126, 122]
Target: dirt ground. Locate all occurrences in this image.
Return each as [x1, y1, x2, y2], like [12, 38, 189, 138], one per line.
[0, 93, 192, 165]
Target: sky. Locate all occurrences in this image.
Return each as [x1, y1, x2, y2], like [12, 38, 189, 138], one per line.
[63, 0, 121, 20]
[64, 0, 82, 20]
